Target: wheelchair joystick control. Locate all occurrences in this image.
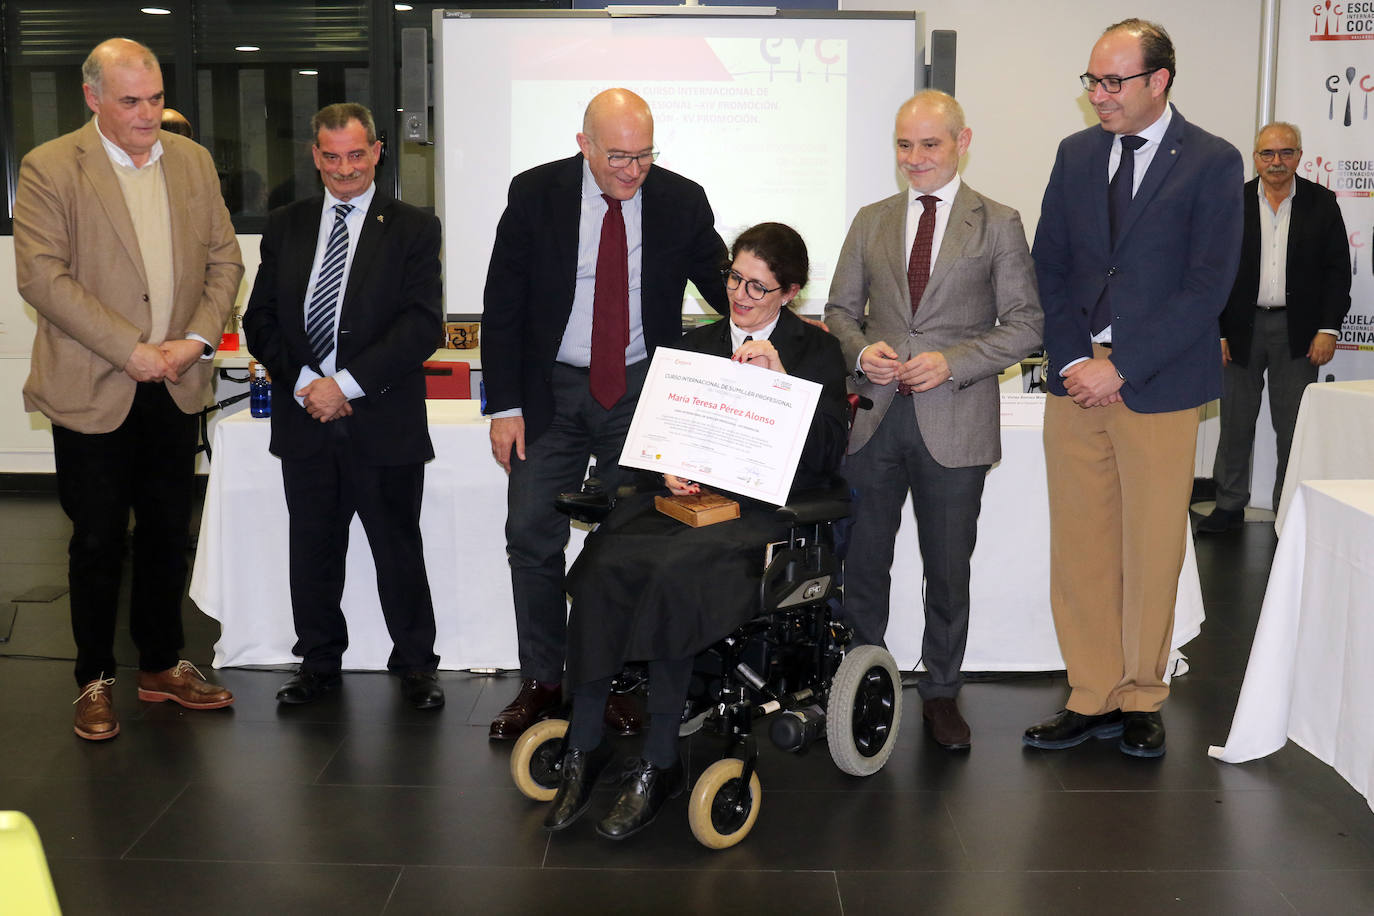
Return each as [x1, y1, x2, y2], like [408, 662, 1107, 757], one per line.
[770, 703, 828, 753]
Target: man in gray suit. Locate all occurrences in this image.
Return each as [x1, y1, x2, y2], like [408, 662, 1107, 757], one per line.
[824, 90, 1042, 750]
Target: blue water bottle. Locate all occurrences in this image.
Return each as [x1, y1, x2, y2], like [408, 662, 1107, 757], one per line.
[249, 362, 272, 418]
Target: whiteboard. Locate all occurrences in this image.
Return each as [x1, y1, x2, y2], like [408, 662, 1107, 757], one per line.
[434, 9, 924, 315]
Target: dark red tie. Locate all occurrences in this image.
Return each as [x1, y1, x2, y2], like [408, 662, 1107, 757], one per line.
[906, 194, 939, 315]
[898, 195, 939, 395]
[590, 194, 629, 409]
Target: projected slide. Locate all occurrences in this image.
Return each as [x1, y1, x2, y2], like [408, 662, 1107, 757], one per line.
[436, 13, 920, 315]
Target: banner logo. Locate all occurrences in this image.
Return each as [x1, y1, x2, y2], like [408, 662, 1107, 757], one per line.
[1301, 153, 1374, 196]
[1310, 2, 1374, 40]
[1322, 67, 1374, 123]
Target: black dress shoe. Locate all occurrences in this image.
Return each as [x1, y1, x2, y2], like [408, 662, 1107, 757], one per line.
[276, 669, 341, 705]
[400, 671, 445, 710]
[489, 679, 563, 740]
[596, 757, 686, 841]
[1119, 710, 1166, 758]
[1022, 709, 1123, 749]
[1196, 506, 1244, 534]
[543, 740, 614, 831]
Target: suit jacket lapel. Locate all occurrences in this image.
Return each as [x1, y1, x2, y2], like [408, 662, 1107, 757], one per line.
[75, 122, 147, 289]
[1090, 128, 1114, 248]
[288, 200, 323, 332]
[342, 194, 390, 313]
[162, 144, 191, 306]
[1287, 177, 1311, 263]
[921, 184, 979, 310]
[877, 193, 910, 311]
[552, 156, 583, 312]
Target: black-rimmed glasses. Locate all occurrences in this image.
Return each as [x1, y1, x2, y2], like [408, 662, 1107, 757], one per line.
[1256, 148, 1299, 162]
[722, 268, 781, 300]
[1079, 68, 1159, 93]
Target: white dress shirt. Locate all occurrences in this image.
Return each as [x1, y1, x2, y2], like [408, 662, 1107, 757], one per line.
[294, 183, 376, 404]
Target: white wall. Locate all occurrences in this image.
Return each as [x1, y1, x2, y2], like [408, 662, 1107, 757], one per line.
[0, 1, 1264, 473]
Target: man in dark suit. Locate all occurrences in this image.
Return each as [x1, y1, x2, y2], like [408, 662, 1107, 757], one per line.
[823, 91, 1042, 751]
[1197, 122, 1351, 532]
[1026, 19, 1243, 758]
[483, 88, 729, 739]
[15, 38, 242, 740]
[243, 102, 445, 710]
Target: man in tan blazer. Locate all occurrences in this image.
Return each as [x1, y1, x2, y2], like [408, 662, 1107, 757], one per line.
[14, 38, 243, 741]
[824, 90, 1042, 751]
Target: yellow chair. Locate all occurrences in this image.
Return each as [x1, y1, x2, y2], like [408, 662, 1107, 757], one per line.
[0, 811, 62, 915]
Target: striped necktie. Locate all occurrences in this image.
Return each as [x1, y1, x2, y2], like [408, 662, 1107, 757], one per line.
[306, 202, 354, 363]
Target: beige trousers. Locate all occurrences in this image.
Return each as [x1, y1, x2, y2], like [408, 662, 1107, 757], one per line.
[1043, 380, 1199, 715]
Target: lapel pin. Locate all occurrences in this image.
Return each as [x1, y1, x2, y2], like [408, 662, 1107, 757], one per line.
[377, 214, 385, 223]
[1170, 149, 1177, 155]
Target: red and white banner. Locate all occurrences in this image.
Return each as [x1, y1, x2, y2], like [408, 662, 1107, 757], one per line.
[1275, 2, 1374, 379]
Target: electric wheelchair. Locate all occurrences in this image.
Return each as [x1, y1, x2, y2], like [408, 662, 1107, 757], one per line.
[509, 438, 902, 850]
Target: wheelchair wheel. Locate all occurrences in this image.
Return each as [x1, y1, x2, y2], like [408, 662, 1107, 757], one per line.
[510, 718, 568, 801]
[688, 758, 761, 850]
[826, 644, 902, 776]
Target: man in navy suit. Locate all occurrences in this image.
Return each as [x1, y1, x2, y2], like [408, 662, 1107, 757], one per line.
[1025, 19, 1243, 758]
[482, 89, 729, 739]
[1197, 121, 1351, 532]
[244, 102, 445, 710]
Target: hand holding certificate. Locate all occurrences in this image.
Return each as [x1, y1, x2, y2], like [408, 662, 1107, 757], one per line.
[619, 346, 822, 505]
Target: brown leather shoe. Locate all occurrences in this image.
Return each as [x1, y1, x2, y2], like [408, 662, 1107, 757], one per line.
[489, 678, 562, 740]
[923, 697, 971, 750]
[74, 676, 119, 741]
[136, 661, 234, 710]
[603, 692, 642, 736]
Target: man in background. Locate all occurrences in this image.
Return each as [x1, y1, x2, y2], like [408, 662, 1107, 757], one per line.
[1197, 121, 1350, 532]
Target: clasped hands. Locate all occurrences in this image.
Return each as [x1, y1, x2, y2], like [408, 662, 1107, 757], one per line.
[123, 338, 206, 384]
[1062, 357, 1123, 408]
[297, 376, 352, 423]
[860, 341, 950, 392]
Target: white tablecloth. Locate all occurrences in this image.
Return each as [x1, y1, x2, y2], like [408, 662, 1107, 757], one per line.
[1210, 480, 1374, 813]
[191, 400, 1204, 672]
[1274, 380, 1374, 536]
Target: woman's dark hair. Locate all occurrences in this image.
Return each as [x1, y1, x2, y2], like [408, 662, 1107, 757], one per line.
[730, 222, 809, 292]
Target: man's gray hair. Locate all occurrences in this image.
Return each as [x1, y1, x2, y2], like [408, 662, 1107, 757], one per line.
[82, 38, 159, 97]
[1257, 121, 1302, 150]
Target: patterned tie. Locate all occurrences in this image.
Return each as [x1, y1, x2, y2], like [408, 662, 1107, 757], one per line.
[906, 194, 939, 315]
[1093, 135, 1146, 334]
[898, 194, 939, 395]
[590, 194, 629, 410]
[306, 202, 354, 363]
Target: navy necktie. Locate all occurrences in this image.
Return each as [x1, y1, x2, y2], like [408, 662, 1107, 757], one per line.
[1109, 135, 1146, 246]
[306, 202, 354, 364]
[1093, 136, 1146, 335]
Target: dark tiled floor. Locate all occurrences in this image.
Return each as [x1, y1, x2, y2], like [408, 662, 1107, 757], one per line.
[2, 489, 1372, 915]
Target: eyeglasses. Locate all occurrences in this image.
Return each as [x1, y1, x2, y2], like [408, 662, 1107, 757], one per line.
[1079, 68, 1159, 93]
[589, 138, 659, 169]
[723, 268, 781, 300]
[1256, 148, 1299, 162]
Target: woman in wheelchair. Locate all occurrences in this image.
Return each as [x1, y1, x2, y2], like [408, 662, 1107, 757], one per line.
[544, 222, 850, 840]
